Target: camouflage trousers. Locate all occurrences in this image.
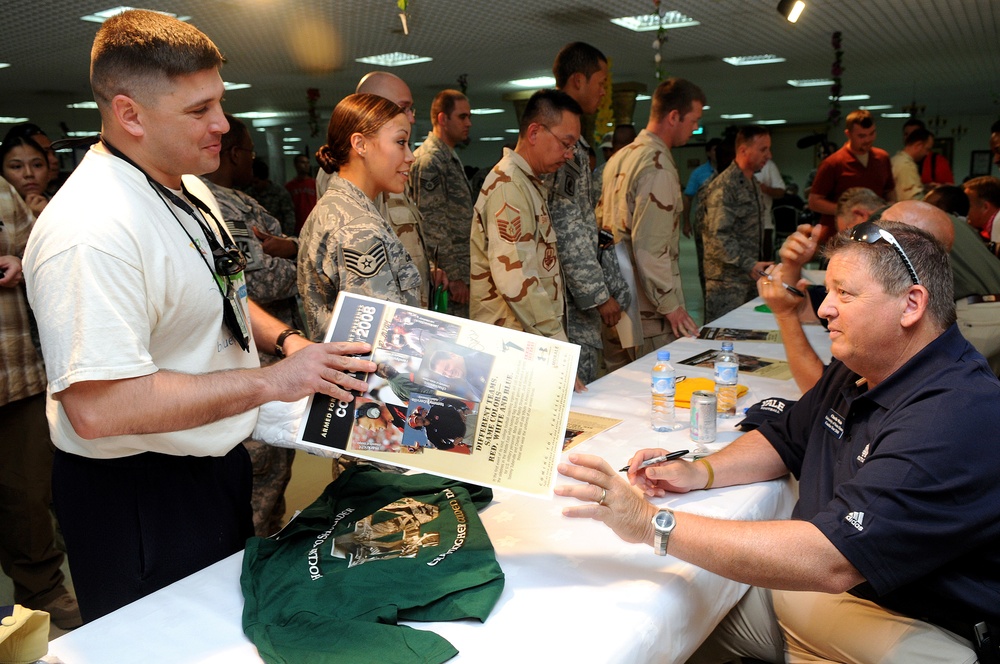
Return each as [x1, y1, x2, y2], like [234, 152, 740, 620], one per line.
[577, 342, 601, 385]
[704, 278, 758, 323]
[242, 440, 295, 537]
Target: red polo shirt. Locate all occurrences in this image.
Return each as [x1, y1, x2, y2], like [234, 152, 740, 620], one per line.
[811, 145, 895, 236]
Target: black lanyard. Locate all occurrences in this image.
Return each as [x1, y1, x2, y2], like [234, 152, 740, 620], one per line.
[100, 137, 251, 352]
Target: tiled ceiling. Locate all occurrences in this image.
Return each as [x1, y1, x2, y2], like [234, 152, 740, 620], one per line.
[1, 0, 998, 154]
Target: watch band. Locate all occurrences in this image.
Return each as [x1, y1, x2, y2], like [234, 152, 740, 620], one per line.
[274, 328, 305, 358]
[652, 509, 676, 557]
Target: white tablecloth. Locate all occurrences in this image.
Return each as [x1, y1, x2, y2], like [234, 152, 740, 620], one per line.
[48, 298, 830, 664]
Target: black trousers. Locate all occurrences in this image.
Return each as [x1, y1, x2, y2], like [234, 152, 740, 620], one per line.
[52, 445, 253, 623]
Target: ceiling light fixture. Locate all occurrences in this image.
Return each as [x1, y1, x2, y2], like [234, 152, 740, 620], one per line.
[479, 137, 505, 142]
[881, 113, 912, 119]
[829, 94, 870, 101]
[758, 119, 787, 125]
[223, 82, 252, 91]
[470, 108, 504, 115]
[508, 76, 556, 89]
[67, 101, 99, 109]
[355, 52, 432, 67]
[720, 113, 754, 120]
[0, 63, 9, 69]
[787, 79, 833, 88]
[81, 6, 190, 23]
[777, 0, 806, 23]
[860, 104, 893, 111]
[0, 116, 29, 123]
[610, 11, 700, 32]
[722, 54, 786, 66]
[635, 94, 652, 102]
[233, 111, 300, 120]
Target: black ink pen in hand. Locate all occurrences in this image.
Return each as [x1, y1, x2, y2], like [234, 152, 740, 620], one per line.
[755, 268, 805, 298]
[620, 449, 689, 472]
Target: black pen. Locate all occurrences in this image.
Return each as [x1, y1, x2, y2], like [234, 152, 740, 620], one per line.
[620, 449, 689, 472]
[755, 268, 806, 298]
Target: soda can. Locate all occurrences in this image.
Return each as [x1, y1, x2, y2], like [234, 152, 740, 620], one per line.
[690, 390, 717, 444]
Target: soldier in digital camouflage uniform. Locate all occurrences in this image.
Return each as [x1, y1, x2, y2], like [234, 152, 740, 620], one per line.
[597, 78, 706, 370]
[546, 42, 631, 384]
[470, 90, 583, 347]
[299, 173, 422, 338]
[202, 116, 300, 537]
[243, 157, 296, 236]
[410, 89, 475, 318]
[701, 125, 774, 323]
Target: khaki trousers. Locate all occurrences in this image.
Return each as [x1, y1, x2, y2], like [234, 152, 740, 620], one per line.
[687, 586, 977, 664]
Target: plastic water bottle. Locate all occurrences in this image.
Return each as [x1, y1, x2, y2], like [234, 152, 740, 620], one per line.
[651, 350, 678, 431]
[714, 341, 739, 418]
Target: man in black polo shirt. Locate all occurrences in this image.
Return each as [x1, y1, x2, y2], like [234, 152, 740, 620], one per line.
[557, 221, 1000, 662]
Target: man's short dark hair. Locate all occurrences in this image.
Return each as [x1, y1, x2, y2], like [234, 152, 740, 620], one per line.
[845, 109, 874, 130]
[612, 124, 637, 150]
[736, 125, 770, 148]
[924, 185, 970, 217]
[220, 114, 248, 152]
[650, 78, 706, 123]
[518, 89, 583, 136]
[552, 42, 607, 89]
[251, 157, 269, 180]
[430, 89, 468, 127]
[904, 127, 932, 146]
[825, 220, 956, 330]
[964, 176, 1000, 208]
[705, 137, 723, 152]
[903, 117, 926, 132]
[91, 9, 224, 110]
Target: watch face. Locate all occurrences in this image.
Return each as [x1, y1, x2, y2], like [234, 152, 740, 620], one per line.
[654, 510, 675, 530]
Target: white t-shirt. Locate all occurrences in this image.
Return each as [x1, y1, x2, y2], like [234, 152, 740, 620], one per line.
[23, 144, 260, 458]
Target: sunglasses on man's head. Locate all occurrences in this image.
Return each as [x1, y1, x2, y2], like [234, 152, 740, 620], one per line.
[848, 220, 921, 286]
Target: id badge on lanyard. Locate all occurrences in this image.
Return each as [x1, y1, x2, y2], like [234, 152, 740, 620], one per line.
[222, 274, 251, 352]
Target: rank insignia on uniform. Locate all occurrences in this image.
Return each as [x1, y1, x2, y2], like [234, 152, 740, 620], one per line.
[343, 241, 388, 278]
[421, 174, 440, 191]
[542, 244, 557, 272]
[495, 203, 522, 243]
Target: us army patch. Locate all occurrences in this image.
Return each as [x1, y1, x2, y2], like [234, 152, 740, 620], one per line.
[555, 157, 581, 198]
[343, 241, 388, 278]
[495, 203, 522, 243]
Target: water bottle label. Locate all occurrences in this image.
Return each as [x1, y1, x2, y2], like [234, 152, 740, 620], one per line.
[652, 377, 675, 394]
[714, 363, 738, 383]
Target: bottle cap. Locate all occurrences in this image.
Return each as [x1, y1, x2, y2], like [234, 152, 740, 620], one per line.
[721, 341, 734, 351]
[657, 350, 670, 361]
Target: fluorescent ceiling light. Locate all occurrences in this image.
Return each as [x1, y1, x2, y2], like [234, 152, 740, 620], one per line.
[355, 52, 432, 67]
[635, 94, 652, 102]
[471, 108, 504, 115]
[723, 54, 786, 66]
[81, 6, 189, 23]
[0, 63, 9, 69]
[881, 113, 912, 119]
[504, 129, 519, 134]
[692, 127, 704, 135]
[830, 94, 870, 101]
[67, 131, 100, 137]
[67, 101, 99, 109]
[703, 105, 711, 110]
[479, 137, 505, 142]
[0, 117, 29, 123]
[720, 113, 754, 119]
[509, 76, 556, 88]
[233, 111, 299, 120]
[758, 119, 787, 125]
[787, 79, 833, 87]
[860, 104, 893, 111]
[282, 137, 302, 142]
[610, 11, 700, 32]
[283, 127, 293, 132]
[223, 82, 252, 91]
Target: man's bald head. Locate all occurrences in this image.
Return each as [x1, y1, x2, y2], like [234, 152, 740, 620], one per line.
[356, 71, 414, 123]
[882, 200, 954, 251]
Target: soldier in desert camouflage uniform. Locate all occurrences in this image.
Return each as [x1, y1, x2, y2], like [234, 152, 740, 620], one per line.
[701, 125, 774, 322]
[546, 42, 630, 384]
[410, 89, 475, 318]
[298, 94, 422, 339]
[597, 78, 705, 370]
[202, 116, 300, 536]
[470, 90, 582, 347]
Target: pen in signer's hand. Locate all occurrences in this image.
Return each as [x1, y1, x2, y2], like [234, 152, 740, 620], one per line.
[620, 449, 689, 472]
[755, 268, 806, 298]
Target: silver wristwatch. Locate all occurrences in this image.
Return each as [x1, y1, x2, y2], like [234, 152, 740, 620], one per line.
[652, 509, 676, 556]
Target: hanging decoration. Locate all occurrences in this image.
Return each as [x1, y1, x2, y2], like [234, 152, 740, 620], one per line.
[307, 87, 321, 137]
[397, 0, 409, 35]
[457, 74, 468, 95]
[827, 31, 843, 130]
[652, 0, 667, 80]
[594, 59, 614, 147]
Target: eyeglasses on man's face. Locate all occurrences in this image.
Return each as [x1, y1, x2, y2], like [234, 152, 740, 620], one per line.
[540, 124, 576, 155]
